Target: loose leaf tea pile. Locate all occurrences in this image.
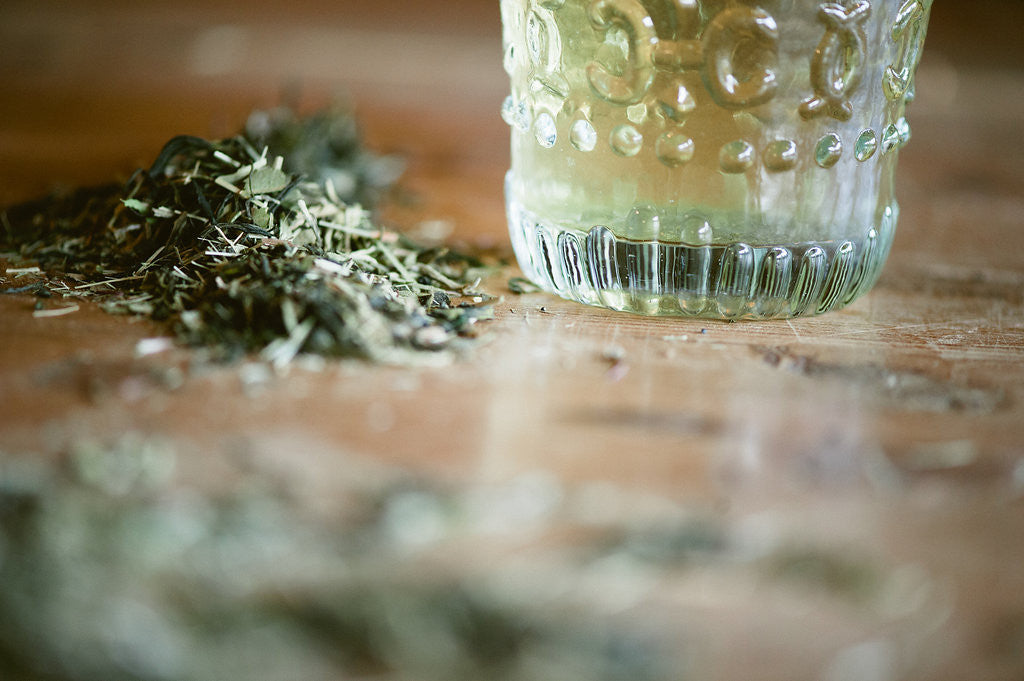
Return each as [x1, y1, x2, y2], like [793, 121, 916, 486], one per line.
[0, 106, 493, 364]
[0, 436, 900, 681]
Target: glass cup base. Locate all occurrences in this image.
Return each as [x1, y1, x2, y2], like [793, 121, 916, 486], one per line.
[508, 190, 897, 320]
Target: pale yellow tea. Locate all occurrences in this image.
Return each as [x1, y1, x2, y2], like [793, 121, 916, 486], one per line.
[501, 0, 931, 317]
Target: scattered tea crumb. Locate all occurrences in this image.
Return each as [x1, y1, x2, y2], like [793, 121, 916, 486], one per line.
[508, 276, 540, 294]
[602, 344, 629, 382]
[32, 304, 80, 318]
[134, 337, 176, 358]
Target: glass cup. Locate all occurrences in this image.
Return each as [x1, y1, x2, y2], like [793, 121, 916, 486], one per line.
[500, 0, 932, 318]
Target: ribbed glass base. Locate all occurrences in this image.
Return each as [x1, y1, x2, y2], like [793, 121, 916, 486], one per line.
[507, 199, 896, 319]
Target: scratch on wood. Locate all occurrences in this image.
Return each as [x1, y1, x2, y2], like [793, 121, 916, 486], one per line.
[748, 345, 1006, 414]
[786, 319, 804, 344]
[826, 318, 988, 339]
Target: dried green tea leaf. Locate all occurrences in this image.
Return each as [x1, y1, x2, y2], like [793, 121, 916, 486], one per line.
[0, 438, 714, 681]
[251, 205, 272, 230]
[242, 166, 291, 198]
[121, 198, 150, 214]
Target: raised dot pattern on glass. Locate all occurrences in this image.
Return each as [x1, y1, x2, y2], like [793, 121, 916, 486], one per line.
[570, 118, 598, 152]
[504, 0, 927, 174]
[720, 141, 755, 174]
[855, 129, 878, 161]
[610, 124, 643, 157]
[656, 131, 694, 167]
[815, 133, 844, 168]
[502, 0, 932, 318]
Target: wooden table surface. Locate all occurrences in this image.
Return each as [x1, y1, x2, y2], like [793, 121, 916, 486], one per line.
[1, 2, 1023, 680]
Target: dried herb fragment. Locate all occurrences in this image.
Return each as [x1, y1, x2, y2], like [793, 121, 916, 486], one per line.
[0, 106, 493, 364]
[507, 276, 541, 294]
[0, 437, 899, 681]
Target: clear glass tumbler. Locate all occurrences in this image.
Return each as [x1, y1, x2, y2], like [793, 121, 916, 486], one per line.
[501, 0, 932, 318]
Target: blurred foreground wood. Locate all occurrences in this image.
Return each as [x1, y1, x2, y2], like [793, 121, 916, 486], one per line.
[1, 1, 1022, 680]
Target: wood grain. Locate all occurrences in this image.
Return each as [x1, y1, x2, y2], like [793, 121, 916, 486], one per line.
[1, 1, 1023, 679]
